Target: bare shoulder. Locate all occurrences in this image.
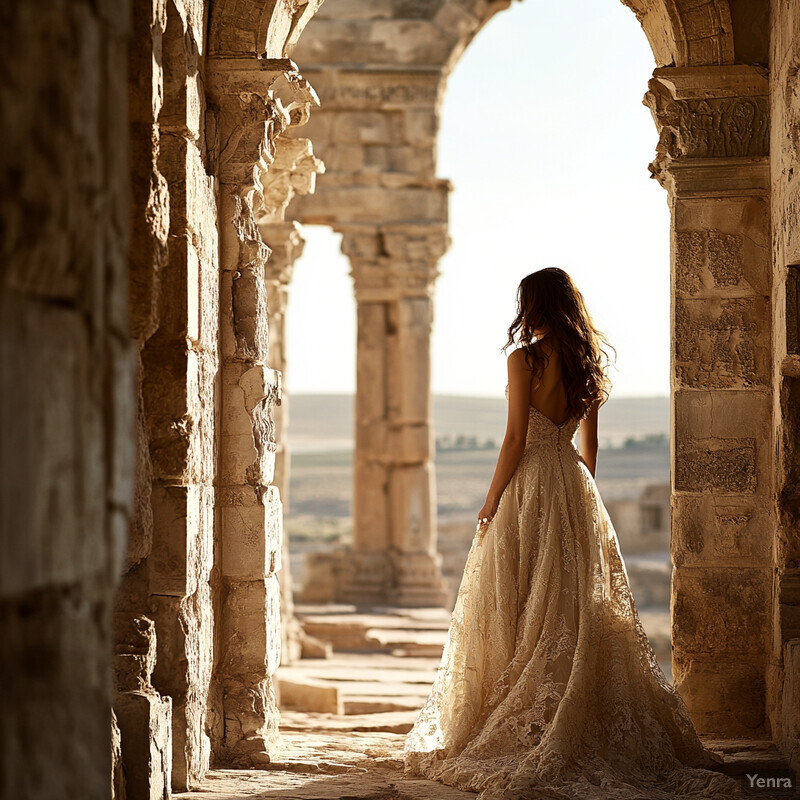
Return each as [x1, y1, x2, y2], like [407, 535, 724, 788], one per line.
[507, 346, 532, 372]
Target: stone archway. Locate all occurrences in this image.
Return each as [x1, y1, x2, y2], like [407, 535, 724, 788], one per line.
[277, 0, 780, 747]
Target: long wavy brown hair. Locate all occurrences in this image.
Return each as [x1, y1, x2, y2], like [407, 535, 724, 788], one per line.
[502, 268, 616, 421]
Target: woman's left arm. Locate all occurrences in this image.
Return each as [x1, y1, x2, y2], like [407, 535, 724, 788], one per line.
[477, 350, 531, 531]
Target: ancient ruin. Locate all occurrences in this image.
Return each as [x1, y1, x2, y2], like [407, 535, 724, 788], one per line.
[2, 0, 800, 798]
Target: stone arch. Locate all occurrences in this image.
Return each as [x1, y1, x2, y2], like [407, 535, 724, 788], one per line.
[277, 0, 775, 746]
[208, 0, 321, 56]
[417, 0, 736, 70]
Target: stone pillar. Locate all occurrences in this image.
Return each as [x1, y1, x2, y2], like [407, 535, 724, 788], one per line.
[207, 59, 320, 763]
[645, 65, 773, 737]
[260, 221, 305, 663]
[339, 224, 450, 608]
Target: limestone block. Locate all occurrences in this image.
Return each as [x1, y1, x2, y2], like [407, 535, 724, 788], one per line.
[674, 224, 769, 298]
[388, 464, 434, 552]
[674, 388, 771, 440]
[160, 0, 204, 141]
[152, 235, 200, 343]
[387, 422, 431, 462]
[114, 615, 159, 693]
[674, 296, 771, 388]
[230, 265, 271, 361]
[434, 2, 481, 40]
[673, 656, 766, 736]
[673, 389, 769, 494]
[208, 0, 323, 57]
[331, 111, 405, 144]
[675, 438, 757, 493]
[115, 691, 173, 800]
[128, 126, 169, 342]
[149, 484, 191, 596]
[387, 298, 433, 421]
[352, 459, 391, 550]
[315, 0, 394, 20]
[149, 483, 213, 598]
[368, 144, 435, 174]
[141, 345, 196, 480]
[158, 132, 216, 256]
[277, 676, 343, 714]
[356, 302, 387, 407]
[322, 143, 365, 172]
[221, 485, 283, 579]
[672, 495, 773, 567]
[341, 550, 397, 605]
[223, 575, 282, 677]
[220, 363, 280, 486]
[355, 417, 389, 459]
[292, 184, 448, 226]
[128, 0, 166, 124]
[402, 110, 437, 146]
[672, 567, 770, 656]
[149, 586, 213, 791]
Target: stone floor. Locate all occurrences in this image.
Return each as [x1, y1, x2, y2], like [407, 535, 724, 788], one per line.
[176, 606, 798, 800]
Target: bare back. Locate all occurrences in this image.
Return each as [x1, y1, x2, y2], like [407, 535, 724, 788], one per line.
[526, 339, 569, 425]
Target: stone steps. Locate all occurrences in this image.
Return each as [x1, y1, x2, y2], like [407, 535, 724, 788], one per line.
[703, 739, 798, 797]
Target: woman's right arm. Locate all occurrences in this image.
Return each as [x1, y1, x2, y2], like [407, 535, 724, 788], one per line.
[579, 398, 601, 478]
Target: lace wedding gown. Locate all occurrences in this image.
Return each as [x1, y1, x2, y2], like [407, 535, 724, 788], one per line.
[403, 390, 743, 800]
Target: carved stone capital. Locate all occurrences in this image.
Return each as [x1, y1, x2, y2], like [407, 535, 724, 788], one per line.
[644, 66, 769, 188]
[260, 221, 305, 285]
[257, 135, 325, 223]
[206, 56, 320, 192]
[342, 224, 450, 302]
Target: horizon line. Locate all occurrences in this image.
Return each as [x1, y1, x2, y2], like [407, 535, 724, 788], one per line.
[288, 391, 671, 401]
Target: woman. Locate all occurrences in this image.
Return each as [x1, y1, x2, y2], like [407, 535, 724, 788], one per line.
[403, 269, 742, 799]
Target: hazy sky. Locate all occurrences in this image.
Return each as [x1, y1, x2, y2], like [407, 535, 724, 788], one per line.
[285, 0, 668, 399]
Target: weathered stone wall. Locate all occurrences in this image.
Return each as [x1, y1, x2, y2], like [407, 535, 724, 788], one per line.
[0, 2, 135, 799]
[115, 0, 325, 791]
[769, 0, 800, 774]
[115, 0, 218, 790]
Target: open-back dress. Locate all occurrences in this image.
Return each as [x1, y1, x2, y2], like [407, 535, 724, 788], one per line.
[403, 386, 743, 800]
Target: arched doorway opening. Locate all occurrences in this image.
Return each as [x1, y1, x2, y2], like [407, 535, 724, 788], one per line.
[281, 0, 774, 744]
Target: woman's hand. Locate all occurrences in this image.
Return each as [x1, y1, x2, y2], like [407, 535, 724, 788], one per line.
[476, 496, 499, 538]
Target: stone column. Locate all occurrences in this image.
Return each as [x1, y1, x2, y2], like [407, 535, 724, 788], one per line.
[207, 58, 319, 765]
[645, 66, 773, 737]
[259, 221, 306, 663]
[339, 224, 450, 608]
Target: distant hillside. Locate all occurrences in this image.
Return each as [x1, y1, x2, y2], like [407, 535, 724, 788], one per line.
[287, 393, 669, 452]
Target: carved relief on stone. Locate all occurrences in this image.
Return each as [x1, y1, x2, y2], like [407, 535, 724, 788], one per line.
[645, 81, 768, 161]
[674, 297, 770, 389]
[643, 67, 769, 184]
[675, 230, 745, 295]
